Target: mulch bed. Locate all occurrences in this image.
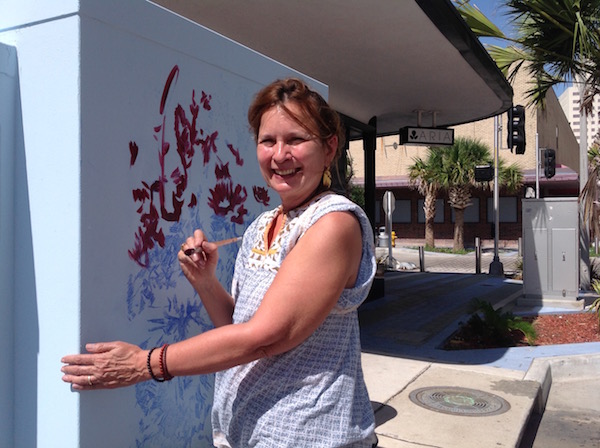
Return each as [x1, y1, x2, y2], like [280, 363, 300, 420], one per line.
[443, 312, 600, 350]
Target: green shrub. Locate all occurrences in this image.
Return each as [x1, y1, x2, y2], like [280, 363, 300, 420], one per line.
[589, 280, 600, 330]
[466, 299, 537, 346]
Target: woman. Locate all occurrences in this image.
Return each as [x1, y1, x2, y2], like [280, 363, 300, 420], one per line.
[62, 78, 377, 447]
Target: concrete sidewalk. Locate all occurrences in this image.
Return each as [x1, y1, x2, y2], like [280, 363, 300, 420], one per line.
[359, 257, 600, 448]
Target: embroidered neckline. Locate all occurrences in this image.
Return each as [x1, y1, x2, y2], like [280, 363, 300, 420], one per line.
[256, 209, 286, 255]
[249, 192, 332, 261]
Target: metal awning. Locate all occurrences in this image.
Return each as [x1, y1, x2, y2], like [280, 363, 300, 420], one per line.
[151, 0, 512, 136]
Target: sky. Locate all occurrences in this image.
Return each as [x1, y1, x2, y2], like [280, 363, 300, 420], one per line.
[466, 0, 569, 97]
[468, 0, 518, 41]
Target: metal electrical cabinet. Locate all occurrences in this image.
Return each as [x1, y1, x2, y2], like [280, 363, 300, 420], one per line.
[520, 198, 581, 308]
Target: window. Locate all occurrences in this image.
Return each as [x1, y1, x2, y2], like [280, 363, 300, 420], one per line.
[418, 199, 444, 223]
[392, 200, 411, 223]
[487, 197, 517, 223]
[377, 199, 411, 223]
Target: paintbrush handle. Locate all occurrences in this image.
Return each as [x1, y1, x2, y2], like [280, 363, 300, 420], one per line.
[183, 236, 242, 256]
[214, 236, 243, 247]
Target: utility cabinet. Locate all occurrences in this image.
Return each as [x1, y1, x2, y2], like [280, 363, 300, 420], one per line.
[520, 198, 581, 309]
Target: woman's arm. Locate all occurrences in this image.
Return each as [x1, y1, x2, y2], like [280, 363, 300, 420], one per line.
[159, 210, 363, 376]
[62, 211, 363, 388]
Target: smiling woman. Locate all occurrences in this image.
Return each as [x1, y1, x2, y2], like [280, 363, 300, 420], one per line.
[62, 78, 378, 448]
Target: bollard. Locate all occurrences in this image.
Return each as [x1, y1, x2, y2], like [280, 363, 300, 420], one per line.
[419, 246, 425, 272]
[518, 237, 522, 257]
[475, 237, 481, 274]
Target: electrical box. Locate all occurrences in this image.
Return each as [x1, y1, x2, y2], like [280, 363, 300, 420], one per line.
[520, 198, 581, 309]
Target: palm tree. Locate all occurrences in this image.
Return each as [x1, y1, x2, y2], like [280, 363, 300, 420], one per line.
[408, 148, 443, 248]
[456, 0, 598, 285]
[581, 134, 600, 243]
[454, 0, 600, 289]
[455, 0, 600, 110]
[434, 137, 523, 251]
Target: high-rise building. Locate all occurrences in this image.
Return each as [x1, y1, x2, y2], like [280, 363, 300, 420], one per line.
[559, 85, 600, 148]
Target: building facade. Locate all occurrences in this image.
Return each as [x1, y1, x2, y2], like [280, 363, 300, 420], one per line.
[559, 84, 600, 147]
[349, 69, 580, 248]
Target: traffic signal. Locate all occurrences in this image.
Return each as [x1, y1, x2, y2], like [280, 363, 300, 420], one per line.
[507, 105, 526, 154]
[474, 165, 493, 182]
[543, 148, 556, 178]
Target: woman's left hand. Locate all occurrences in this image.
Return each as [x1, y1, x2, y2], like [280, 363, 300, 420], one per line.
[61, 341, 148, 390]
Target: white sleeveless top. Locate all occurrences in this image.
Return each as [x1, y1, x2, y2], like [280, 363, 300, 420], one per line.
[212, 193, 377, 447]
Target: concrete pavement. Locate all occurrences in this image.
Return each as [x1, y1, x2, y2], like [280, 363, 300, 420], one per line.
[360, 247, 600, 447]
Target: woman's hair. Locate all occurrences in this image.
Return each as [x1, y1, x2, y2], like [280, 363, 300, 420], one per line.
[247, 78, 346, 161]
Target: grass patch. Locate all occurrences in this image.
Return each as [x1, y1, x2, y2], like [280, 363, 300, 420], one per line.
[419, 245, 472, 255]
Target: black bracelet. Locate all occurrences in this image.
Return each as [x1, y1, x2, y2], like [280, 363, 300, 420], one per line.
[147, 347, 165, 382]
[160, 344, 174, 381]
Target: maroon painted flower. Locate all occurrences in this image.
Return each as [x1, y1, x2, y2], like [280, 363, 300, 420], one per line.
[215, 162, 231, 181]
[200, 91, 212, 111]
[129, 64, 252, 267]
[199, 130, 219, 165]
[231, 204, 248, 224]
[252, 186, 270, 206]
[208, 181, 248, 224]
[129, 205, 166, 268]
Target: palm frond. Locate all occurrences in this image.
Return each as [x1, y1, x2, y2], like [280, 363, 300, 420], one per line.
[455, 0, 600, 108]
[456, 2, 507, 38]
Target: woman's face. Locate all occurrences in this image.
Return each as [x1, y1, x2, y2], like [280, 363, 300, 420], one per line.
[257, 103, 336, 210]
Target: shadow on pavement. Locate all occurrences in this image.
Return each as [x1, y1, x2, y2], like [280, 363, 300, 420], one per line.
[358, 271, 523, 366]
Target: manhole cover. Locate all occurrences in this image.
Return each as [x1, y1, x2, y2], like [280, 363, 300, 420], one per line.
[409, 386, 510, 416]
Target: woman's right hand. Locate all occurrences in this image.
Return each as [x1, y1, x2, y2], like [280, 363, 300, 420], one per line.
[178, 230, 236, 327]
[178, 229, 220, 288]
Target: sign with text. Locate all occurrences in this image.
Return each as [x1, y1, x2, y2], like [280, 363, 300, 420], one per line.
[399, 126, 454, 146]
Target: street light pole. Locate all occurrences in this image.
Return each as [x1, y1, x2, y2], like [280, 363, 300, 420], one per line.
[489, 114, 504, 276]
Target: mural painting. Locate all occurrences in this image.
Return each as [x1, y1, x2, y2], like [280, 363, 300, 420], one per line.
[124, 65, 270, 446]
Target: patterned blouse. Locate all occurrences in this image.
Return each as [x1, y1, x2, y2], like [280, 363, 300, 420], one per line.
[212, 193, 377, 447]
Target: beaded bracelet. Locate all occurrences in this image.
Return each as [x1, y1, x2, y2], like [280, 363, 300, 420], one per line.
[147, 347, 165, 382]
[159, 343, 174, 381]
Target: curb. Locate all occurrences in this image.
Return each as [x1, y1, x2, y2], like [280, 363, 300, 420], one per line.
[524, 353, 600, 415]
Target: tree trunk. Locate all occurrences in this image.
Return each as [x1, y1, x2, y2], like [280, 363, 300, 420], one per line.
[425, 217, 435, 248]
[424, 192, 436, 248]
[453, 207, 465, 251]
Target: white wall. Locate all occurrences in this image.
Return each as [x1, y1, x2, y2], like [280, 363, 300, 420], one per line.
[0, 14, 82, 448]
[0, 42, 19, 448]
[1, 0, 326, 446]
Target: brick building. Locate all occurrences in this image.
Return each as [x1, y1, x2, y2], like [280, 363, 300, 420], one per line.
[349, 69, 580, 248]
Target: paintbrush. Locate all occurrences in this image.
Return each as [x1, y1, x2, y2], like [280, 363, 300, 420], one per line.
[183, 236, 242, 256]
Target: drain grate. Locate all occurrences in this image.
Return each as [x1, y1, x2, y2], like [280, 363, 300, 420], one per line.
[409, 386, 510, 416]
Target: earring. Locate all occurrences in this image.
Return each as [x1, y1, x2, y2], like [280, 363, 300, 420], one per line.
[322, 167, 332, 189]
